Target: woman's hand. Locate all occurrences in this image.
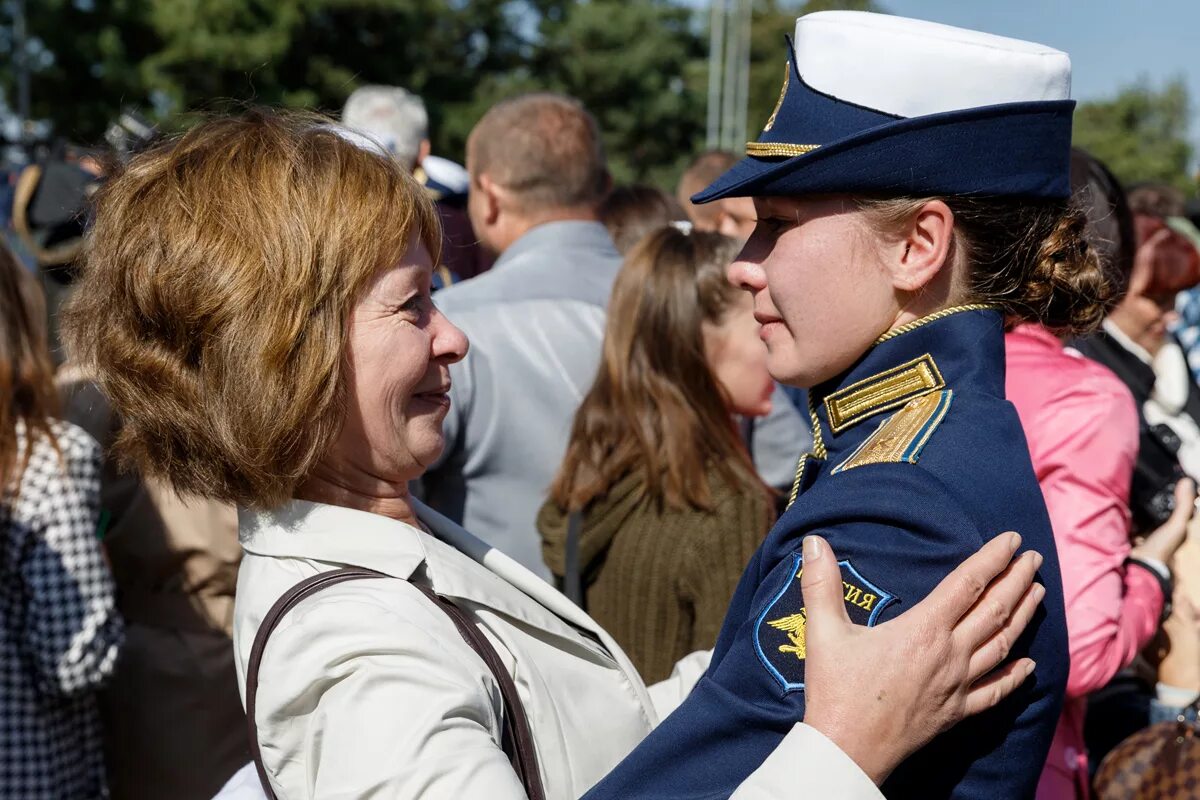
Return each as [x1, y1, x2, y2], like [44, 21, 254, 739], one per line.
[1131, 478, 1196, 566]
[801, 532, 1043, 786]
[1155, 589, 1200, 691]
[1155, 506, 1200, 691]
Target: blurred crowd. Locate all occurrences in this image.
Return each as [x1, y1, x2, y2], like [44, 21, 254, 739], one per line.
[4, 52, 1200, 800]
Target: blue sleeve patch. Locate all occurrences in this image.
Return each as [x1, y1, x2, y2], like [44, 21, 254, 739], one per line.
[753, 554, 897, 692]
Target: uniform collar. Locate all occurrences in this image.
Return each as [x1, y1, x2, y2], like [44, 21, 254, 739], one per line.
[806, 305, 1006, 464]
[238, 498, 609, 641]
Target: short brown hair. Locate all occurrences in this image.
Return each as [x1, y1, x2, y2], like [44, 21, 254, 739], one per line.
[467, 93, 608, 214]
[548, 227, 767, 512]
[676, 150, 737, 225]
[598, 185, 686, 254]
[63, 109, 441, 508]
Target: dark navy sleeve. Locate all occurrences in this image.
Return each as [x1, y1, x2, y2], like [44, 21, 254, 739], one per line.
[582, 466, 1007, 800]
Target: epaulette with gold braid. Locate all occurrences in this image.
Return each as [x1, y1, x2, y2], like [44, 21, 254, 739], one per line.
[831, 390, 953, 474]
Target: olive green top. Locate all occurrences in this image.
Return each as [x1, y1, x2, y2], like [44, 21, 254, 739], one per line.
[537, 468, 773, 684]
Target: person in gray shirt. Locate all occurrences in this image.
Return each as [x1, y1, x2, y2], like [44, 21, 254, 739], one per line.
[420, 93, 808, 579]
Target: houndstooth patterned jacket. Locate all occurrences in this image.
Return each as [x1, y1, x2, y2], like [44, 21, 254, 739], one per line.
[0, 419, 123, 799]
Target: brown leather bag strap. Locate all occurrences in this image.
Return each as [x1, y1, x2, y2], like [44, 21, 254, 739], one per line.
[245, 567, 385, 799]
[245, 567, 545, 800]
[410, 583, 546, 800]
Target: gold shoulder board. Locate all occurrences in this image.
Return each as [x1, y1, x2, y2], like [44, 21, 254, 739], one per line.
[831, 390, 953, 475]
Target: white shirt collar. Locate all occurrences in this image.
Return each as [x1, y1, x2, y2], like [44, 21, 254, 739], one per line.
[1103, 318, 1155, 366]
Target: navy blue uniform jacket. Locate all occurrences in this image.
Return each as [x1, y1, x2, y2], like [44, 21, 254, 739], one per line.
[583, 308, 1068, 799]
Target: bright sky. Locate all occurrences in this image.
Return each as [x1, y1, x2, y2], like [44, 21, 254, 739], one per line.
[884, 0, 1197, 106]
[690, 0, 1200, 151]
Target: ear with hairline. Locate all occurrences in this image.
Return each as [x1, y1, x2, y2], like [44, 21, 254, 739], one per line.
[417, 139, 431, 167]
[476, 172, 504, 226]
[890, 200, 955, 293]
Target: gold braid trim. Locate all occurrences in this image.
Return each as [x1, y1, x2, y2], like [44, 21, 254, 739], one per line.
[786, 455, 807, 509]
[786, 392, 828, 509]
[808, 390, 827, 460]
[745, 142, 820, 158]
[874, 304, 999, 344]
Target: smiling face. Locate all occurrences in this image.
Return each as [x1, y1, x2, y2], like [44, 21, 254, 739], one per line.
[726, 196, 902, 388]
[322, 240, 469, 486]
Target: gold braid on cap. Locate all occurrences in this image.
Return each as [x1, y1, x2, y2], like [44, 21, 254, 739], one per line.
[745, 142, 820, 158]
[749, 61, 819, 159]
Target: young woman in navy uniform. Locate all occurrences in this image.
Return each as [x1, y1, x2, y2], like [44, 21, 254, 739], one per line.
[583, 11, 1089, 800]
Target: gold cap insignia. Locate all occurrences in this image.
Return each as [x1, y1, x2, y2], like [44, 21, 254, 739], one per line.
[763, 61, 789, 133]
[746, 61, 820, 159]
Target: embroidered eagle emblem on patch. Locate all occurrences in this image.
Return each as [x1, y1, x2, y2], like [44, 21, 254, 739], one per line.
[767, 611, 807, 659]
[754, 554, 896, 692]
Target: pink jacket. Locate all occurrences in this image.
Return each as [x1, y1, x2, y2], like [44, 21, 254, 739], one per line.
[1006, 324, 1165, 800]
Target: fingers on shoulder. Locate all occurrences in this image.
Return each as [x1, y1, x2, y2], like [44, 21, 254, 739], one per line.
[917, 533, 1023, 629]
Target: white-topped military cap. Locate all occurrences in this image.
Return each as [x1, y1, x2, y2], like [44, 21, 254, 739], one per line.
[796, 11, 1071, 118]
[695, 11, 1077, 203]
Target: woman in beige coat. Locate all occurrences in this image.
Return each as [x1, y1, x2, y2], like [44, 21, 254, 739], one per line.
[66, 110, 1043, 800]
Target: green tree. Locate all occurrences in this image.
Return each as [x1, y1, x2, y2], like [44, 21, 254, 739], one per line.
[2, 0, 569, 153]
[532, 0, 705, 184]
[2, 0, 160, 143]
[2, 0, 706, 181]
[1073, 78, 1196, 193]
[0, 0, 880, 186]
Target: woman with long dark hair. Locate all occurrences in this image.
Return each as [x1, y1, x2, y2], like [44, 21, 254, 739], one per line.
[540, 227, 775, 681]
[0, 245, 122, 798]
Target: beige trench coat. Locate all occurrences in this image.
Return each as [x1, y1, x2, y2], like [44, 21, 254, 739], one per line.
[230, 498, 882, 799]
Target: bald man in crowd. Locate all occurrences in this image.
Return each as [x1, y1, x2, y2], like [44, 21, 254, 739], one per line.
[677, 150, 758, 242]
